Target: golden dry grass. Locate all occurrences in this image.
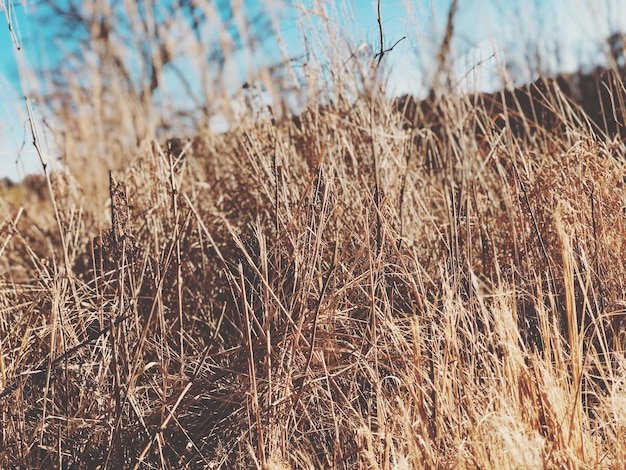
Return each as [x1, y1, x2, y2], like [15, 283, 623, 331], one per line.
[2, 2, 626, 468]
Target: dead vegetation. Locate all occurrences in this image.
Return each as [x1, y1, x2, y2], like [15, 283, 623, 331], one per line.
[2, 1, 626, 468]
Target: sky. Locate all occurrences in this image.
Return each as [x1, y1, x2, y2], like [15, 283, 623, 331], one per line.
[1, 0, 626, 182]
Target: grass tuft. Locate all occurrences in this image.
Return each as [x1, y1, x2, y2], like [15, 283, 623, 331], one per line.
[2, 2, 626, 468]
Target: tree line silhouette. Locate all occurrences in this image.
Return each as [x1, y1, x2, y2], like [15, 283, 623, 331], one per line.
[395, 32, 626, 146]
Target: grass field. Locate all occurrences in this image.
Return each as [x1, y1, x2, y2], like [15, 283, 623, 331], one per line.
[2, 2, 626, 468]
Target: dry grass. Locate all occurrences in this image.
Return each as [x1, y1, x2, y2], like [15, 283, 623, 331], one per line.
[2, 1, 626, 468]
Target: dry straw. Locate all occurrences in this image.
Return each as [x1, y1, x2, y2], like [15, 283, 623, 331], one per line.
[1, 0, 626, 468]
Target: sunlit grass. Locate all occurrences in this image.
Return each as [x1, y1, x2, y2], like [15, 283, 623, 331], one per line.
[1, 1, 626, 468]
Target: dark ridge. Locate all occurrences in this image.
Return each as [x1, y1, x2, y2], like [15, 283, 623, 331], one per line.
[0, 177, 15, 189]
[395, 64, 626, 142]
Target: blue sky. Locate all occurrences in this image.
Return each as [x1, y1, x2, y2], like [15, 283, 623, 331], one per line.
[1, 0, 626, 182]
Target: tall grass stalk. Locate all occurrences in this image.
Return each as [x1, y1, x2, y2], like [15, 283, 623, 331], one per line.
[1, 1, 626, 468]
